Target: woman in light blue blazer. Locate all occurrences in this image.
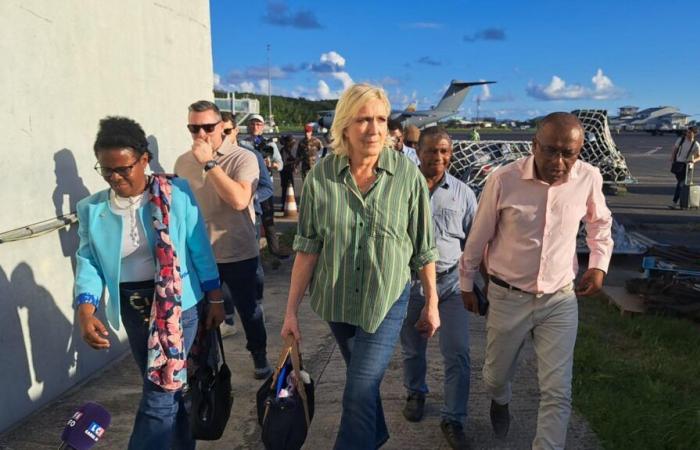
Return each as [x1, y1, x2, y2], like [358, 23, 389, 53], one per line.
[74, 116, 224, 450]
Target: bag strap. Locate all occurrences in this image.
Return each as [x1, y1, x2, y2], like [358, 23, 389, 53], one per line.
[215, 327, 227, 366]
[262, 344, 294, 423]
[286, 336, 311, 427]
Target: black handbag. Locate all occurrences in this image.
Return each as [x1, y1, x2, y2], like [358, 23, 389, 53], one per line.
[256, 337, 315, 450]
[188, 327, 233, 440]
[671, 161, 686, 175]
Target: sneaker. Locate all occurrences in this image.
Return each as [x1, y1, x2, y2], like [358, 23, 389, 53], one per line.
[402, 392, 426, 422]
[669, 203, 679, 209]
[440, 420, 470, 450]
[252, 351, 272, 380]
[490, 400, 510, 438]
[219, 322, 238, 338]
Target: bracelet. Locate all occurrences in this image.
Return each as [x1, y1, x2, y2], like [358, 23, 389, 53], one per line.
[208, 298, 224, 304]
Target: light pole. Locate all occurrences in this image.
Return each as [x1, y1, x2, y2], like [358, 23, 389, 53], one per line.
[267, 43, 273, 126]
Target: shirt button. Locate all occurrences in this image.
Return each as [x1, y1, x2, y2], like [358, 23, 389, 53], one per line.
[359, 223, 363, 227]
[355, 288, 359, 293]
[356, 267, 360, 271]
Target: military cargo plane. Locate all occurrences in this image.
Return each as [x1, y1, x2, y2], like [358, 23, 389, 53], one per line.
[317, 79, 495, 130]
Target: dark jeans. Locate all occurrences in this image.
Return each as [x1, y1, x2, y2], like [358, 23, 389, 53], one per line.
[280, 169, 295, 210]
[328, 283, 410, 450]
[261, 197, 281, 255]
[673, 166, 686, 203]
[218, 258, 267, 354]
[119, 283, 201, 450]
[255, 214, 265, 301]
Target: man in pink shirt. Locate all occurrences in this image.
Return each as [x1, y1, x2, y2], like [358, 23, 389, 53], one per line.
[459, 112, 613, 449]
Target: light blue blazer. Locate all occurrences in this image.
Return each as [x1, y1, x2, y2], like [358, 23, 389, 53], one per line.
[74, 177, 220, 330]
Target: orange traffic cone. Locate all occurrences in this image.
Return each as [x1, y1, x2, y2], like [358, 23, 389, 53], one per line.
[283, 184, 298, 218]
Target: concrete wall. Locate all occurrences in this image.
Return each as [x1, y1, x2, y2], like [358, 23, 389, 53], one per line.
[0, 1, 213, 432]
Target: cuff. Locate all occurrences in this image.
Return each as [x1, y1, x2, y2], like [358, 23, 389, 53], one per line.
[293, 235, 322, 254]
[76, 293, 100, 309]
[409, 248, 439, 271]
[200, 278, 221, 292]
[588, 254, 611, 274]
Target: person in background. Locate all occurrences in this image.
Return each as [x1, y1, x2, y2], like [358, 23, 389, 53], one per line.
[175, 101, 272, 380]
[400, 127, 477, 450]
[75, 116, 224, 449]
[297, 123, 323, 180]
[388, 119, 420, 165]
[460, 112, 613, 449]
[669, 126, 700, 208]
[404, 124, 421, 151]
[278, 134, 298, 210]
[281, 83, 440, 449]
[240, 114, 289, 258]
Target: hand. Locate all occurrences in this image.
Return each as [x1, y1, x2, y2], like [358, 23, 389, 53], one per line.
[78, 305, 110, 350]
[576, 268, 605, 296]
[415, 304, 440, 338]
[281, 312, 302, 344]
[461, 291, 478, 314]
[205, 302, 225, 330]
[191, 137, 214, 165]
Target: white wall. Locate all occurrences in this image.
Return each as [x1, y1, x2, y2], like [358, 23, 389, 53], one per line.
[0, 0, 214, 432]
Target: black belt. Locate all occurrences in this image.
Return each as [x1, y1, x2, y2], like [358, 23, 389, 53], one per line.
[437, 265, 458, 278]
[489, 275, 526, 293]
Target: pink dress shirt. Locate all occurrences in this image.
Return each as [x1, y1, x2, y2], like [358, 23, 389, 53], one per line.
[459, 156, 613, 294]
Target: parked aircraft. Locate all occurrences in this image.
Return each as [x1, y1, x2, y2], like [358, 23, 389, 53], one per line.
[317, 80, 495, 130]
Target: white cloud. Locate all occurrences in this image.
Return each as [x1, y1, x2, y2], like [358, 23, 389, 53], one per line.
[332, 71, 354, 90]
[258, 79, 270, 94]
[527, 69, 622, 101]
[317, 80, 332, 99]
[320, 51, 346, 69]
[239, 81, 255, 92]
[213, 72, 221, 88]
[477, 82, 491, 101]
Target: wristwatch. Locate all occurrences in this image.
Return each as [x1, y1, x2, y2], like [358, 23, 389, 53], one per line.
[204, 160, 218, 172]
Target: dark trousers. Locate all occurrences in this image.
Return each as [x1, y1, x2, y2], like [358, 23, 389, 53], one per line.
[673, 167, 686, 203]
[218, 258, 267, 354]
[280, 169, 295, 210]
[260, 197, 281, 255]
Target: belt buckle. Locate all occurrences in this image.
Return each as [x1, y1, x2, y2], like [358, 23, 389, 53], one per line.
[129, 292, 152, 321]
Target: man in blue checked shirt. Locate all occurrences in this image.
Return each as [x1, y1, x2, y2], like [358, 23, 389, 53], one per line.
[400, 126, 477, 450]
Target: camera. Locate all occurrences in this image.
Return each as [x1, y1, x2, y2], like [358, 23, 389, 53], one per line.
[253, 136, 277, 159]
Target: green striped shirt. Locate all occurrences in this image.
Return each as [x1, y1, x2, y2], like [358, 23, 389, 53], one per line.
[293, 149, 438, 333]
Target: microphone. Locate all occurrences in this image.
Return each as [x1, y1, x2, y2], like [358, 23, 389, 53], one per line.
[58, 402, 111, 450]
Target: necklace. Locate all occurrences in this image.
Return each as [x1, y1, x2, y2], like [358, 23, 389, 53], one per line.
[110, 190, 146, 248]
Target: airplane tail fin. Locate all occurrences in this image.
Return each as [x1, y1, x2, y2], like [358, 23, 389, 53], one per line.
[435, 80, 495, 113]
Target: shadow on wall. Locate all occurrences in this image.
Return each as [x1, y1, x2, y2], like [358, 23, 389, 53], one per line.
[52, 149, 90, 274]
[147, 135, 166, 174]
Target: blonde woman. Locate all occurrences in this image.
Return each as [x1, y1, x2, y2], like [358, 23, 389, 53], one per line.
[281, 84, 440, 449]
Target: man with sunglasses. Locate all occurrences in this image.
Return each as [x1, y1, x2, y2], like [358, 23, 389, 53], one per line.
[459, 112, 613, 449]
[174, 100, 272, 379]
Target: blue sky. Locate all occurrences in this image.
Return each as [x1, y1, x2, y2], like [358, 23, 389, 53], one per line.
[210, 0, 698, 120]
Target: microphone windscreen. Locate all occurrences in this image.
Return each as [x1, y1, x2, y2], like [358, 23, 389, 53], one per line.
[60, 402, 111, 450]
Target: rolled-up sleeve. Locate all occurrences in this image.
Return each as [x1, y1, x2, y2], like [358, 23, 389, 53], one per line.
[585, 170, 613, 273]
[179, 179, 220, 291]
[407, 174, 438, 270]
[293, 173, 323, 254]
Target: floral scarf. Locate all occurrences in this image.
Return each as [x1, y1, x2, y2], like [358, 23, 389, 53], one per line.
[145, 175, 187, 391]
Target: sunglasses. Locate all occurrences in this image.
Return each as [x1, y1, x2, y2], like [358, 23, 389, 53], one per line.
[94, 159, 140, 178]
[187, 121, 220, 134]
[223, 128, 235, 135]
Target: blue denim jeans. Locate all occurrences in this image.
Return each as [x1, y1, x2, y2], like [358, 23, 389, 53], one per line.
[120, 295, 202, 450]
[328, 283, 410, 450]
[400, 270, 471, 424]
[218, 258, 267, 354]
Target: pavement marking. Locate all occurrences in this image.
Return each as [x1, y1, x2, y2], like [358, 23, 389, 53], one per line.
[643, 146, 663, 155]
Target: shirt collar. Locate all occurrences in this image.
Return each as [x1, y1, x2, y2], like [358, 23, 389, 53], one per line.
[334, 148, 396, 176]
[215, 136, 235, 157]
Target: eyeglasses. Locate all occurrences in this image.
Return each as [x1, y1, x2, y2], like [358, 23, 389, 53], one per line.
[535, 139, 579, 161]
[94, 159, 140, 178]
[223, 128, 234, 135]
[405, 140, 418, 147]
[187, 121, 220, 134]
